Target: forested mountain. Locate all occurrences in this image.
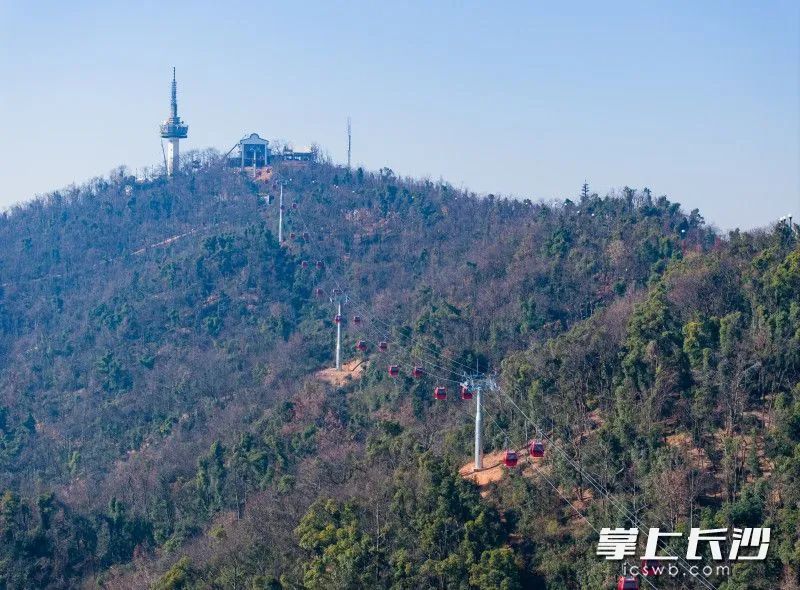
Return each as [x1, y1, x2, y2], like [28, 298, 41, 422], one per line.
[0, 156, 797, 589]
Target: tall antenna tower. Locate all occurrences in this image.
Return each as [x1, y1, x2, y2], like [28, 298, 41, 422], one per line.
[347, 117, 352, 169]
[159, 68, 189, 176]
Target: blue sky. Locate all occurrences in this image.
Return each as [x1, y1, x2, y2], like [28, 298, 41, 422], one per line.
[0, 0, 797, 230]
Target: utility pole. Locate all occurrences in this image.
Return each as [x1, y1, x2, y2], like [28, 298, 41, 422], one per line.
[347, 117, 352, 169]
[278, 183, 284, 243]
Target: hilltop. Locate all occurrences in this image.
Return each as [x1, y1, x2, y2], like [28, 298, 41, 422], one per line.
[0, 158, 797, 589]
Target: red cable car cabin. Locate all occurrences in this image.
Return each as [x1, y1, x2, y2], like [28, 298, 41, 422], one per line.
[433, 387, 447, 400]
[412, 366, 425, 378]
[503, 450, 519, 467]
[300, 260, 308, 269]
[529, 440, 545, 458]
[378, 341, 388, 352]
[334, 314, 342, 324]
[316, 261, 325, 269]
[289, 232, 296, 240]
[352, 315, 362, 325]
[388, 365, 400, 377]
[460, 385, 473, 400]
[355, 340, 367, 352]
[617, 577, 639, 590]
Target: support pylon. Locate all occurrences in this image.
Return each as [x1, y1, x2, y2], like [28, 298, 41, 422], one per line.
[335, 300, 342, 370]
[474, 386, 483, 470]
[462, 368, 496, 472]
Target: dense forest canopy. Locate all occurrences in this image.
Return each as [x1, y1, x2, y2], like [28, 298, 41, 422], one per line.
[0, 155, 797, 589]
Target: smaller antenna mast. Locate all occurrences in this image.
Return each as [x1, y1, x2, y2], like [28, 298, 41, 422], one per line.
[278, 183, 284, 243]
[347, 117, 352, 169]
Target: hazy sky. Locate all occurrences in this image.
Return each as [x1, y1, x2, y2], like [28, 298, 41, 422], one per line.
[0, 1, 798, 230]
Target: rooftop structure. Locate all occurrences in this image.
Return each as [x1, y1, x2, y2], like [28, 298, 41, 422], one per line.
[229, 133, 270, 169]
[226, 133, 317, 172]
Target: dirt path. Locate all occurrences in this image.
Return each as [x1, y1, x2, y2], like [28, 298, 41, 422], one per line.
[316, 358, 366, 387]
[460, 448, 546, 494]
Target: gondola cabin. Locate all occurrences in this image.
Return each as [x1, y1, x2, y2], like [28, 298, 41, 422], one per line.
[503, 450, 519, 467]
[412, 366, 425, 378]
[291, 202, 298, 210]
[332, 289, 342, 296]
[352, 315, 362, 325]
[315, 288, 325, 297]
[378, 341, 388, 352]
[616, 577, 638, 590]
[355, 340, 367, 352]
[334, 314, 342, 324]
[388, 365, 400, 377]
[433, 386, 447, 400]
[303, 232, 310, 241]
[289, 232, 296, 240]
[460, 385, 473, 400]
[316, 261, 325, 270]
[529, 440, 545, 458]
[300, 260, 308, 269]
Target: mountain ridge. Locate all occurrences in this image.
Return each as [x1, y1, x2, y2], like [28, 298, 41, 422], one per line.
[0, 158, 796, 588]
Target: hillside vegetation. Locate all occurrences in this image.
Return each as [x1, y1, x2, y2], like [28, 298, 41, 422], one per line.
[0, 158, 797, 589]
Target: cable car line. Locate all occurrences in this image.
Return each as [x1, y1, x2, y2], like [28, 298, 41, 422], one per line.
[482, 390, 700, 590]
[530, 455, 660, 590]
[343, 310, 466, 386]
[345, 297, 482, 376]
[278, 178, 716, 589]
[459, 399, 661, 590]
[478, 401, 689, 590]
[279, 191, 482, 377]
[349, 316, 468, 397]
[487, 387, 715, 589]
[281, 186, 703, 584]
[484, 385, 717, 590]
[279, 193, 483, 379]
[451, 381, 702, 588]
[471, 384, 712, 590]
[278, 182, 711, 590]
